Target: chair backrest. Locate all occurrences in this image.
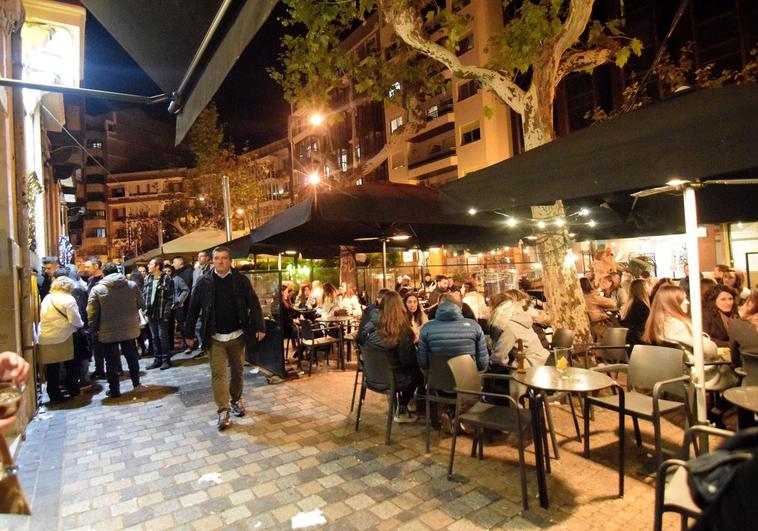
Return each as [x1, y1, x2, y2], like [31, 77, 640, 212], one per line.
[360, 344, 395, 390]
[598, 327, 630, 364]
[299, 320, 316, 341]
[446, 355, 483, 395]
[628, 345, 687, 398]
[742, 352, 758, 386]
[428, 354, 462, 394]
[551, 328, 574, 350]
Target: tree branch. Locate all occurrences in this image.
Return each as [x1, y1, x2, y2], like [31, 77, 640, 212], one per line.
[557, 46, 614, 82]
[381, 0, 526, 114]
[554, 0, 595, 58]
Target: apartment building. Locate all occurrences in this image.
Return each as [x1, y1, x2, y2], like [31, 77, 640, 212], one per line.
[105, 168, 188, 258]
[243, 138, 292, 227]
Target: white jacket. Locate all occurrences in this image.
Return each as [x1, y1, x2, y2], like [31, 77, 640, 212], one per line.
[339, 295, 362, 317]
[660, 317, 737, 391]
[38, 292, 83, 345]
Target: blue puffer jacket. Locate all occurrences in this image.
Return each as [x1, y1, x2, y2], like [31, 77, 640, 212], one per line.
[417, 301, 489, 371]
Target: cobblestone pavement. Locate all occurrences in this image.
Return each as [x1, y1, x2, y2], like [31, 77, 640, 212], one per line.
[2, 353, 690, 530]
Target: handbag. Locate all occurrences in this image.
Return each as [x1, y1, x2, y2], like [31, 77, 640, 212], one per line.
[0, 436, 31, 515]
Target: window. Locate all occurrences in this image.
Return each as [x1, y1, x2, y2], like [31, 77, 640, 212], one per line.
[111, 187, 125, 198]
[388, 81, 401, 98]
[94, 228, 106, 238]
[390, 115, 404, 134]
[456, 34, 474, 56]
[166, 182, 183, 193]
[337, 148, 349, 172]
[461, 122, 481, 145]
[427, 105, 439, 120]
[87, 140, 103, 149]
[392, 153, 406, 169]
[356, 178, 364, 186]
[458, 80, 478, 101]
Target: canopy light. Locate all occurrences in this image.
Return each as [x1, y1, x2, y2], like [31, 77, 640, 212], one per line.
[391, 234, 411, 241]
[537, 221, 546, 229]
[666, 178, 689, 187]
[467, 207, 477, 215]
[579, 208, 590, 217]
[554, 218, 566, 227]
[285, 250, 297, 255]
[588, 220, 597, 228]
[506, 218, 518, 227]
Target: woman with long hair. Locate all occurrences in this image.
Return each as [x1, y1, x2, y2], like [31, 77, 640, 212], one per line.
[295, 283, 315, 310]
[621, 279, 650, 346]
[404, 291, 427, 341]
[580, 277, 616, 341]
[723, 269, 750, 304]
[339, 284, 362, 317]
[702, 285, 739, 347]
[642, 284, 737, 392]
[729, 288, 758, 367]
[320, 283, 339, 318]
[364, 291, 422, 423]
[38, 276, 84, 402]
[649, 277, 674, 303]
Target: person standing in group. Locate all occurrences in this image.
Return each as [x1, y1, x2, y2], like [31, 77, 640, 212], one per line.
[84, 257, 106, 378]
[185, 246, 265, 431]
[38, 276, 83, 402]
[143, 258, 175, 370]
[191, 251, 212, 357]
[164, 264, 190, 355]
[87, 263, 144, 397]
[52, 270, 91, 387]
[172, 256, 194, 354]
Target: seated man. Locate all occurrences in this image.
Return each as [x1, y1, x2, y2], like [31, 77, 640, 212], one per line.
[418, 293, 488, 371]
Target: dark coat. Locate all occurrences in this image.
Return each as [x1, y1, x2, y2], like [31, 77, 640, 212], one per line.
[184, 268, 265, 345]
[417, 301, 489, 371]
[175, 265, 194, 292]
[703, 307, 732, 347]
[728, 319, 758, 367]
[621, 298, 650, 346]
[362, 310, 417, 370]
[143, 273, 175, 321]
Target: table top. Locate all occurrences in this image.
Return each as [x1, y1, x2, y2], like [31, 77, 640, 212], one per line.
[724, 386, 758, 413]
[512, 366, 615, 393]
[315, 315, 356, 323]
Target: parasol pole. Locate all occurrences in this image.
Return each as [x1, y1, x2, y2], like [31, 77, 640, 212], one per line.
[683, 185, 707, 424]
[381, 238, 388, 288]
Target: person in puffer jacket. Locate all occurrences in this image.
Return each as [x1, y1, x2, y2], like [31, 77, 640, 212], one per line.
[418, 294, 488, 371]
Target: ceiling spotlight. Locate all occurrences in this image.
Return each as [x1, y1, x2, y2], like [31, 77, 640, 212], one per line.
[537, 221, 546, 229]
[554, 218, 566, 227]
[666, 178, 689, 187]
[391, 234, 411, 241]
[568, 232, 576, 238]
[468, 208, 477, 215]
[506, 218, 518, 227]
[579, 208, 590, 216]
[588, 220, 597, 228]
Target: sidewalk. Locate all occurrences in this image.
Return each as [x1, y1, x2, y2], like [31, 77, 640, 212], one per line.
[4, 354, 685, 530]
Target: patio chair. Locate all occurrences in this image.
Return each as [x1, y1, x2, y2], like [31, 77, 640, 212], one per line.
[423, 354, 463, 452]
[445, 354, 533, 510]
[653, 425, 735, 531]
[349, 343, 364, 413]
[739, 352, 758, 386]
[585, 326, 630, 368]
[585, 344, 692, 470]
[297, 320, 339, 376]
[354, 344, 398, 445]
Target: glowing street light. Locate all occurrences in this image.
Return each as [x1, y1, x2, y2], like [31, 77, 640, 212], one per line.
[309, 113, 324, 126]
[308, 171, 321, 185]
[235, 208, 245, 215]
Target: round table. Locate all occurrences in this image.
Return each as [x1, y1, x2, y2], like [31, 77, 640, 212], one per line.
[315, 316, 359, 369]
[512, 366, 624, 508]
[724, 386, 758, 413]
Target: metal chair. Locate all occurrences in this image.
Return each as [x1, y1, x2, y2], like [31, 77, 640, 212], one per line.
[740, 352, 758, 386]
[354, 344, 397, 445]
[653, 425, 735, 531]
[445, 355, 533, 510]
[423, 354, 463, 452]
[297, 320, 339, 376]
[585, 326, 630, 368]
[349, 343, 364, 412]
[585, 344, 692, 470]
[550, 328, 574, 355]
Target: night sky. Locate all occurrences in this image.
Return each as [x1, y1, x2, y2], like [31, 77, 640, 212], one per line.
[82, 3, 292, 150]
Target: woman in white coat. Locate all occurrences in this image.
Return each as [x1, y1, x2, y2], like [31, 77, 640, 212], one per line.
[38, 276, 84, 402]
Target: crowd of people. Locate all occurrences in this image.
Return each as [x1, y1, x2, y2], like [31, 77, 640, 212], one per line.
[35, 248, 266, 432]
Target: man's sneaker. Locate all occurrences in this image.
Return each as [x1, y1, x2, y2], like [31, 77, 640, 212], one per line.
[146, 362, 161, 370]
[217, 410, 232, 431]
[159, 361, 171, 370]
[231, 401, 246, 417]
[192, 350, 207, 359]
[394, 405, 416, 424]
[106, 389, 121, 398]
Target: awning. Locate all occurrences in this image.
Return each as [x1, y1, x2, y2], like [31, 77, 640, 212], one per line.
[80, 0, 277, 144]
[442, 85, 758, 213]
[250, 182, 510, 250]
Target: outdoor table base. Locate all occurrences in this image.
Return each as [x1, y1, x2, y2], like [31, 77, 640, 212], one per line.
[514, 367, 625, 509]
[724, 386, 758, 430]
[315, 316, 355, 370]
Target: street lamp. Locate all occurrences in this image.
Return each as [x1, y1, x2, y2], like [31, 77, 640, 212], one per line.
[309, 113, 324, 126]
[308, 171, 320, 186]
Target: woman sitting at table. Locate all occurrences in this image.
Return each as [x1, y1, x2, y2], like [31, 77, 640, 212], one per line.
[643, 285, 737, 392]
[729, 288, 758, 367]
[703, 285, 740, 347]
[363, 291, 422, 423]
[620, 279, 650, 346]
[339, 284, 362, 317]
[404, 292, 427, 341]
[320, 283, 339, 319]
[295, 283, 316, 310]
[580, 277, 617, 341]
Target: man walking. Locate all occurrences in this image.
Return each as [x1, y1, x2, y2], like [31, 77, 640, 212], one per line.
[87, 263, 143, 397]
[185, 246, 265, 431]
[84, 257, 106, 378]
[143, 258, 175, 370]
